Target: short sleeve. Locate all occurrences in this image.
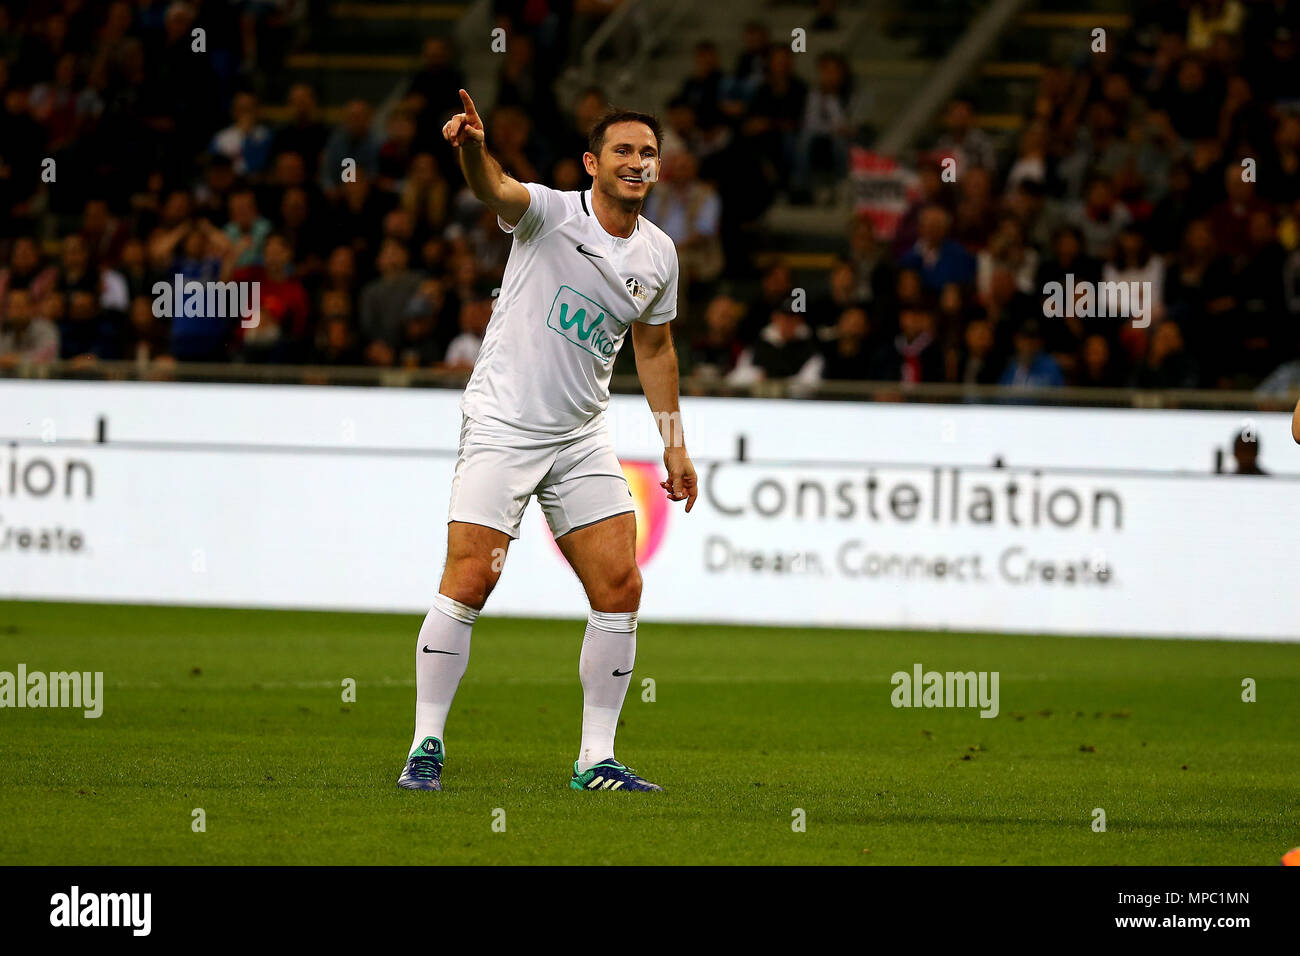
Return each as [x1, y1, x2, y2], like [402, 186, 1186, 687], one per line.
[641, 240, 679, 325]
[498, 182, 560, 243]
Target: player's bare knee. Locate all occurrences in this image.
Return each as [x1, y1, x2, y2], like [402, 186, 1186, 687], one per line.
[440, 559, 496, 609]
[594, 564, 641, 612]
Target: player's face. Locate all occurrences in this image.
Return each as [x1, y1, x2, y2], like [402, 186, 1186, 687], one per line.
[592, 122, 658, 205]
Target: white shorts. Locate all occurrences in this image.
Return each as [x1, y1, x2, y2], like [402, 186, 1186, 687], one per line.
[447, 415, 635, 539]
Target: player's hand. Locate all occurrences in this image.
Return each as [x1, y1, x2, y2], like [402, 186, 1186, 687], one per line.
[442, 89, 485, 149]
[661, 447, 698, 513]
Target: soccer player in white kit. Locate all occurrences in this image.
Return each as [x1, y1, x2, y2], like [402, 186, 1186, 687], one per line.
[398, 90, 698, 792]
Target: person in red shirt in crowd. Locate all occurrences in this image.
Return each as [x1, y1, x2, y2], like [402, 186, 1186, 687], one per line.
[230, 233, 310, 362]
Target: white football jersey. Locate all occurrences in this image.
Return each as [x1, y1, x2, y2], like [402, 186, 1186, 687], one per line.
[460, 183, 679, 440]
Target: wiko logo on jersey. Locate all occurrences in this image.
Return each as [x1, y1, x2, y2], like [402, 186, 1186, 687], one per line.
[545, 285, 627, 363]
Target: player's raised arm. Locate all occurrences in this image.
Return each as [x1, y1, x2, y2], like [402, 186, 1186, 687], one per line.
[442, 89, 531, 227]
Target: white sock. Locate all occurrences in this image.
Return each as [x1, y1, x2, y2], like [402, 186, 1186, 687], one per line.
[408, 593, 477, 756]
[577, 609, 637, 772]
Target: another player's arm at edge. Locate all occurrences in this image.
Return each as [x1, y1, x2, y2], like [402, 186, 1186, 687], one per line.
[442, 88, 530, 227]
[632, 321, 698, 511]
[1292, 395, 1300, 443]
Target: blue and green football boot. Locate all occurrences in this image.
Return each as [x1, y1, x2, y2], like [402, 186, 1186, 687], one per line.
[397, 736, 444, 791]
[570, 758, 663, 791]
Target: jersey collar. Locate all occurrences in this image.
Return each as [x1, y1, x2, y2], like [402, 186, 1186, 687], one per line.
[582, 189, 639, 242]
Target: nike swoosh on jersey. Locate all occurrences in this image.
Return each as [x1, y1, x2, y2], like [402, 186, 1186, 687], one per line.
[576, 243, 604, 259]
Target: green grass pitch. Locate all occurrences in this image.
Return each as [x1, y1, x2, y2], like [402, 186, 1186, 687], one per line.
[1, 600, 1297, 865]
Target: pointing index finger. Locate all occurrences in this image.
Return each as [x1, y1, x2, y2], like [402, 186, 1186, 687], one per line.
[459, 89, 479, 120]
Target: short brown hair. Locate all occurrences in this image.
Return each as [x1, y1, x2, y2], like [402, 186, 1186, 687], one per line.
[587, 108, 663, 157]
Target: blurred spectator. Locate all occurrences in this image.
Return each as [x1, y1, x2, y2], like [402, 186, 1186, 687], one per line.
[743, 260, 795, 341]
[792, 52, 856, 203]
[899, 205, 975, 293]
[1233, 209, 1286, 379]
[488, 106, 543, 185]
[1164, 219, 1235, 380]
[998, 319, 1064, 388]
[209, 91, 273, 178]
[124, 294, 170, 362]
[1165, 57, 1224, 142]
[1076, 333, 1128, 387]
[378, 109, 419, 191]
[359, 238, 425, 366]
[689, 294, 745, 379]
[321, 100, 379, 197]
[278, 186, 327, 271]
[869, 305, 943, 383]
[29, 52, 78, 151]
[846, 216, 898, 318]
[819, 306, 873, 381]
[495, 34, 560, 148]
[0, 238, 58, 317]
[977, 216, 1039, 297]
[81, 199, 128, 268]
[1208, 163, 1270, 258]
[230, 233, 310, 362]
[223, 189, 272, 269]
[193, 156, 238, 223]
[894, 163, 956, 260]
[952, 317, 1002, 385]
[401, 153, 449, 241]
[272, 84, 330, 180]
[722, 21, 771, 114]
[1064, 177, 1133, 259]
[814, 259, 866, 330]
[952, 166, 999, 249]
[728, 296, 823, 384]
[933, 99, 997, 174]
[117, 239, 152, 300]
[407, 37, 466, 145]
[743, 44, 807, 193]
[59, 288, 124, 360]
[675, 41, 725, 132]
[1132, 319, 1199, 387]
[1247, 23, 1300, 107]
[1005, 120, 1050, 193]
[1104, 226, 1165, 321]
[812, 0, 841, 31]
[0, 288, 59, 366]
[328, 168, 394, 264]
[441, 290, 493, 370]
[404, 276, 455, 362]
[0, 87, 45, 231]
[1036, 225, 1101, 292]
[979, 267, 1036, 355]
[643, 152, 723, 297]
[896, 167, 952, 254]
[307, 289, 364, 365]
[558, 86, 608, 162]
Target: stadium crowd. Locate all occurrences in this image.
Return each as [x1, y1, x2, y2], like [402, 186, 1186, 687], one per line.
[1, 0, 1298, 395]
